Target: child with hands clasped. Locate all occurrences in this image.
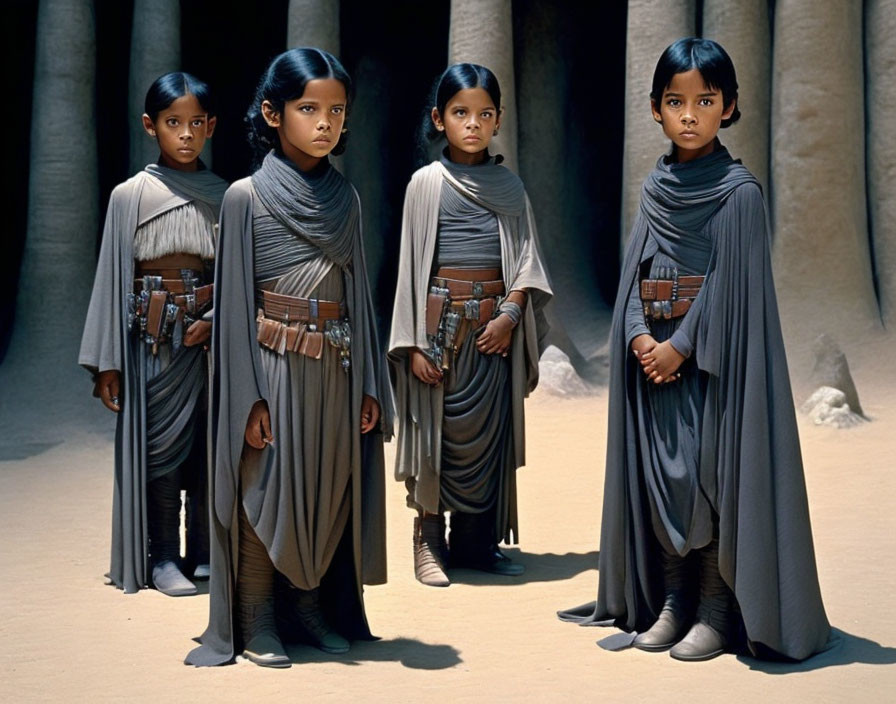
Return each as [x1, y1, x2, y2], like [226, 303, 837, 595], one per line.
[388, 63, 552, 588]
[559, 38, 831, 663]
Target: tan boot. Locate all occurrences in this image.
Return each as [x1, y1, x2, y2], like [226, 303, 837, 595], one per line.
[414, 515, 450, 587]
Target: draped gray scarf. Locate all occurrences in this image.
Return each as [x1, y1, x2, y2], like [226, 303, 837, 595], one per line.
[251, 152, 357, 268]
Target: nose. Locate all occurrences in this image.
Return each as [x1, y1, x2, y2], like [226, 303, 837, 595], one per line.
[317, 116, 331, 131]
[681, 108, 696, 125]
[466, 114, 480, 130]
[179, 125, 193, 140]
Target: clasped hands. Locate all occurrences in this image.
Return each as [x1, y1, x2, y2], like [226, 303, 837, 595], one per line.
[631, 333, 685, 384]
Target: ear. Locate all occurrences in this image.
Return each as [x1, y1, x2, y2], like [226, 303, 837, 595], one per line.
[721, 97, 737, 121]
[261, 100, 280, 128]
[431, 107, 444, 132]
[496, 105, 504, 131]
[142, 114, 156, 137]
[650, 99, 663, 124]
[206, 115, 217, 138]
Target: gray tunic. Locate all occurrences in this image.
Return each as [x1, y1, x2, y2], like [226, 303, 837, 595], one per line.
[432, 163, 511, 523]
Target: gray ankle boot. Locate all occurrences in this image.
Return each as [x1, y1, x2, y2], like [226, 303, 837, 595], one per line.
[633, 550, 694, 651]
[670, 539, 731, 662]
[239, 599, 291, 668]
[292, 587, 350, 654]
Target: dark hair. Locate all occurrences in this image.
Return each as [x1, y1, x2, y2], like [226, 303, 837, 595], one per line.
[650, 38, 740, 128]
[416, 62, 502, 165]
[246, 47, 352, 164]
[144, 72, 215, 122]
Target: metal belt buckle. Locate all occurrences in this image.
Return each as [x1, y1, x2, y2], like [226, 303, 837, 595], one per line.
[472, 281, 484, 298]
[143, 275, 162, 292]
[662, 300, 673, 319]
[185, 293, 196, 315]
[180, 269, 199, 293]
[309, 298, 319, 320]
[464, 299, 480, 320]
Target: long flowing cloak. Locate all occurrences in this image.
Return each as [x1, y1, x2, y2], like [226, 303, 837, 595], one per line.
[560, 147, 831, 661]
[78, 164, 227, 593]
[186, 155, 392, 666]
[387, 160, 552, 541]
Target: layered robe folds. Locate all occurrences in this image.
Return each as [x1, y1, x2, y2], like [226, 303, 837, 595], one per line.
[388, 159, 552, 542]
[186, 153, 391, 667]
[79, 164, 227, 593]
[560, 146, 831, 661]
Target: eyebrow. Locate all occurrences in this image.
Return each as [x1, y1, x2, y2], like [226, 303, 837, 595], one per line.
[664, 90, 719, 97]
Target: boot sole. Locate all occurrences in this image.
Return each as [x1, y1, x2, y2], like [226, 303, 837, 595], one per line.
[669, 647, 725, 662]
[243, 651, 292, 668]
[632, 640, 675, 652]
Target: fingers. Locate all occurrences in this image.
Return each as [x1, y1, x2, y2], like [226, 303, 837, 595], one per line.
[360, 398, 380, 434]
[260, 410, 274, 445]
[100, 383, 121, 413]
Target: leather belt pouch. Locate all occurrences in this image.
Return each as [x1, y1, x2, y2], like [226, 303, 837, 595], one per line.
[145, 291, 168, 339]
[426, 292, 447, 337]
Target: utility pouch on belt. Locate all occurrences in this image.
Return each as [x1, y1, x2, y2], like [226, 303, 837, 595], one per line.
[192, 284, 213, 315]
[426, 288, 449, 337]
[145, 291, 168, 341]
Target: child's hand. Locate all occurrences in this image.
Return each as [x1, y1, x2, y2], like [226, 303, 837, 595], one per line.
[245, 399, 274, 449]
[360, 394, 380, 434]
[639, 340, 685, 384]
[630, 333, 657, 359]
[411, 348, 442, 385]
[476, 314, 514, 356]
[184, 319, 212, 348]
[94, 369, 121, 412]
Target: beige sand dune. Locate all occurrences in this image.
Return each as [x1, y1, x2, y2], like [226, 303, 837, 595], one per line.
[1, 370, 894, 702]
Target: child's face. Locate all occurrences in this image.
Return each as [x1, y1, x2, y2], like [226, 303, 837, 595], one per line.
[262, 78, 347, 171]
[144, 94, 216, 172]
[650, 69, 735, 163]
[432, 87, 500, 165]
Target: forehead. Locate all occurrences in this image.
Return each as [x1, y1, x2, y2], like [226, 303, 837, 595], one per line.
[157, 93, 206, 116]
[296, 78, 347, 103]
[445, 87, 495, 108]
[663, 68, 717, 95]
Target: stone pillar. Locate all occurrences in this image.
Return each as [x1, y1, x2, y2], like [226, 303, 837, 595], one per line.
[771, 0, 879, 360]
[866, 0, 896, 329]
[287, 0, 339, 54]
[128, 0, 180, 174]
[0, 0, 98, 428]
[448, 0, 518, 172]
[620, 0, 696, 241]
[702, 0, 770, 191]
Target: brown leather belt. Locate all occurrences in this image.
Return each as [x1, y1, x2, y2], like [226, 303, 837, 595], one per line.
[257, 289, 344, 327]
[640, 276, 705, 320]
[431, 267, 505, 300]
[640, 276, 705, 301]
[134, 278, 204, 295]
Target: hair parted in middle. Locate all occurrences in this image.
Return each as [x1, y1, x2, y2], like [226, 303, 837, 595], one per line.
[416, 62, 503, 166]
[245, 47, 353, 165]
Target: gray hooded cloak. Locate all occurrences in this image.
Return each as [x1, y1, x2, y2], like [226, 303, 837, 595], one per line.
[559, 146, 831, 661]
[79, 164, 227, 593]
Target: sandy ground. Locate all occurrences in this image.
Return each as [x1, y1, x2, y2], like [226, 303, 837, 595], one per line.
[1, 370, 895, 703]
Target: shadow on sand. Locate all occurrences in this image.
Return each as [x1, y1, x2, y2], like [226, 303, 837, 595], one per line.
[279, 637, 462, 670]
[739, 628, 896, 673]
[447, 549, 599, 586]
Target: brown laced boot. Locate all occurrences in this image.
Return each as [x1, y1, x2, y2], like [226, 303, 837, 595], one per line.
[414, 514, 450, 587]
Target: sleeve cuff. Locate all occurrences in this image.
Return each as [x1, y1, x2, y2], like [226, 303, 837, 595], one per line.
[669, 329, 693, 358]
